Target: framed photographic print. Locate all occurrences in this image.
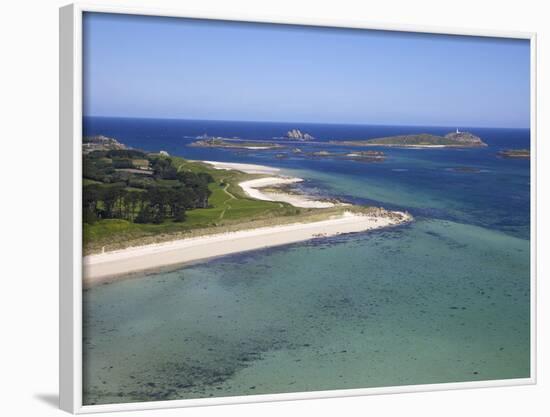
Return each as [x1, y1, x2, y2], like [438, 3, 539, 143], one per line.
[59, 3, 537, 413]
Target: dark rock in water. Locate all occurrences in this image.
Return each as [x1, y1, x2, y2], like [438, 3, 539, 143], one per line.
[346, 151, 386, 162]
[306, 150, 385, 162]
[497, 149, 530, 159]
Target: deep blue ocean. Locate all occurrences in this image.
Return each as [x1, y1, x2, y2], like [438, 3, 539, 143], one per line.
[83, 117, 531, 404]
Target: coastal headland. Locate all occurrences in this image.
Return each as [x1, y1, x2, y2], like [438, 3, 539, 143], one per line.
[82, 139, 411, 285]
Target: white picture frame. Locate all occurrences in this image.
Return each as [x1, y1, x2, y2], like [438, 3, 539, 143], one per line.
[59, 2, 537, 413]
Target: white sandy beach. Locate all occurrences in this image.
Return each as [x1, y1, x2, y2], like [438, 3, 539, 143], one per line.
[83, 211, 409, 286]
[239, 177, 337, 208]
[83, 160, 411, 285]
[202, 161, 281, 174]
[203, 160, 340, 208]
[241, 146, 274, 150]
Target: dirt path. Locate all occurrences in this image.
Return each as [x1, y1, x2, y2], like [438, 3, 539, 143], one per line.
[219, 182, 236, 220]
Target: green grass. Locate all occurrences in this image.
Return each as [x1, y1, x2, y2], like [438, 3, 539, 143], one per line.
[83, 204, 349, 255]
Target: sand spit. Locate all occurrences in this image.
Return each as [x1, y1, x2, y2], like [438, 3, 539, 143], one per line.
[83, 211, 411, 286]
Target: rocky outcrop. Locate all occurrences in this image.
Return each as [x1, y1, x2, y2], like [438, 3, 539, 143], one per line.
[83, 135, 127, 153]
[443, 131, 486, 146]
[286, 129, 315, 141]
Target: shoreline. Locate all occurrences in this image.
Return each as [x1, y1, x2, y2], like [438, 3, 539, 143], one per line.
[204, 160, 344, 208]
[336, 144, 473, 148]
[83, 211, 411, 287]
[83, 160, 412, 286]
[201, 160, 281, 174]
[239, 177, 340, 208]
[332, 142, 486, 149]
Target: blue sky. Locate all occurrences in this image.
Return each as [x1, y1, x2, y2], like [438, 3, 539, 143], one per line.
[83, 12, 530, 128]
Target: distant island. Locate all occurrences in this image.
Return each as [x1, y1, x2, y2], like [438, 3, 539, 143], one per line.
[308, 150, 386, 162]
[497, 149, 530, 159]
[190, 137, 283, 150]
[286, 129, 315, 141]
[330, 130, 487, 148]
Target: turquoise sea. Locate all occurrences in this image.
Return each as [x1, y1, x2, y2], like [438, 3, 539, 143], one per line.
[82, 118, 530, 405]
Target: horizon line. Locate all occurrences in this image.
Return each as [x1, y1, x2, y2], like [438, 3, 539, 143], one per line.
[83, 114, 530, 130]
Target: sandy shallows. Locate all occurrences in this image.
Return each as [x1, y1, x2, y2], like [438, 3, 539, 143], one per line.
[239, 177, 338, 208]
[83, 211, 409, 287]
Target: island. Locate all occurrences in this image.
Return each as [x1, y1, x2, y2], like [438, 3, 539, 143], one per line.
[190, 137, 283, 150]
[82, 136, 412, 286]
[497, 149, 530, 159]
[308, 150, 386, 162]
[330, 130, 487, 148]
[285, 129, 315, 141]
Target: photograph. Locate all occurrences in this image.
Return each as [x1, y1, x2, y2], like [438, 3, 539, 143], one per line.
[80, 11, 532, 406]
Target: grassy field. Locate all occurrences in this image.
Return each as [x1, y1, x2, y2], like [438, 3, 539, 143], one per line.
[83, 157, 310, 254]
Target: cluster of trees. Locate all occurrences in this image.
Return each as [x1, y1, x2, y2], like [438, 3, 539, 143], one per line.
[83, 151, 214, 224]
[84, 149, 149, 183]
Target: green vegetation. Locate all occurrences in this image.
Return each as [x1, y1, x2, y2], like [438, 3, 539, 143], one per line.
[83, 149, 303, 254]
[83, 149, 213, 225]
[363, 134, 460, 146]
[331, 132, 487, 148]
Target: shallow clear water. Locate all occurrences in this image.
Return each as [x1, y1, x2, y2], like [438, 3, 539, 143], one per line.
[83, 118, 530, 405]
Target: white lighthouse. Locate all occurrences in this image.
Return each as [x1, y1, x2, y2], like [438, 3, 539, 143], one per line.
[456, 128, 461, 134]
